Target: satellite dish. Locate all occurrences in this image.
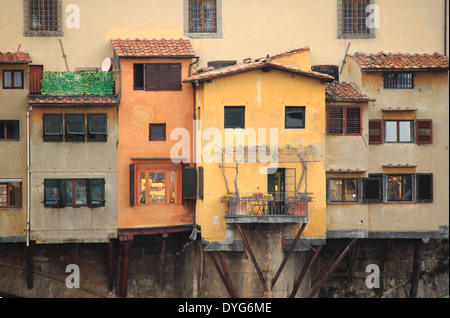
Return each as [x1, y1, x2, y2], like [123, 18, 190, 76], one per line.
[101, 57, 112, 71]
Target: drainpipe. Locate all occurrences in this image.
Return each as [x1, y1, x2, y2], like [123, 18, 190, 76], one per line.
[445, 0, 448, 56]
[188, 57, 200, 237]
[26, 107, 31, 246]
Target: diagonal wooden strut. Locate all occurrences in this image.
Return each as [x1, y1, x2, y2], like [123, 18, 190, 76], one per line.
[271, 222, 307, 289]
[236, 223, 267, 291]
[289, 244, 323, 298]
[207, 251, 237, 298]
[308, 238, 358, 298]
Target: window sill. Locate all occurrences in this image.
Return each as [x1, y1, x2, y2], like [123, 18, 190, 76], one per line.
[184, 32, 223, 39]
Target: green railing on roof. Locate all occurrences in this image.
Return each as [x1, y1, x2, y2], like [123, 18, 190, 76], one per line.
[40, 71, 115, 95]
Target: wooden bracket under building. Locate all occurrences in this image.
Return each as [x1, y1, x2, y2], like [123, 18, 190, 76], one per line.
[115, 235, 133, 298]
[26, 240, 35, 289]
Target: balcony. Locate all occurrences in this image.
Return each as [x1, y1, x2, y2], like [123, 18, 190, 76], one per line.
[223, 192, 311, 224]
[28, 70, 119, 106]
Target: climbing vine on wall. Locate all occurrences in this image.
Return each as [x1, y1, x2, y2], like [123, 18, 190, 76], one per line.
[41, 71, 115, 95]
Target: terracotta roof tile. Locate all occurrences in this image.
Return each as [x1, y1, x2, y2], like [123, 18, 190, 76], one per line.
[110, 38, 196, 58]
[349, 52, 449, 71]
[185, 50, 334, 83]
[325, 82, 372, 101]
[0, 51, 32, 64]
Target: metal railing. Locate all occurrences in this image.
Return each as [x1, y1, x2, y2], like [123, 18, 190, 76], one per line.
[222, 192, 311, 217]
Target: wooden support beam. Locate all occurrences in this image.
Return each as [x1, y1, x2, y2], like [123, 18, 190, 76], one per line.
[379, 239, 388, 272]
[71, 243, 79, 264]
[207, 252, 236, 298]
[160, 233, 168, 292]
[348, 240, 360, 283]
[116, 235, 133, 298]
[311, 241, 344, 288]
[308, 238, 358, 298]
[236, 224, 266, 291]
[272, 223, 307, 289]
[409, 239, 423, 298]
[108, 238, 115, 293]
[289, 244, 323, 298]
[217, 251, 236, 298]
[26, 240, 35, 289]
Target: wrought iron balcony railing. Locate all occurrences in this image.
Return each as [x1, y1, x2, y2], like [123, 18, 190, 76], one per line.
[222, 192, 311, 218]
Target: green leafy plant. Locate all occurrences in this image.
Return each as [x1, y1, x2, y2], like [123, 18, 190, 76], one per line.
[41, 71, 115, 95]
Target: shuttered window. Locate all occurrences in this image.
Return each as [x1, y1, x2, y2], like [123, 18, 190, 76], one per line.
[43, 114, 63, 142]
[363, 174, 382, 203]
[416, 173, 433, 202]
[416, 119, 432, 144]
[327, 106, 361, 135]
[87, 114, 107, 142]
[44, 178, 105, 208]
[65, 114, 85, 142]
[134, 63, 182, 91]
[182, 166, 196, 200]
[198, 166, 204, 200]
[368, 119, 383, 144]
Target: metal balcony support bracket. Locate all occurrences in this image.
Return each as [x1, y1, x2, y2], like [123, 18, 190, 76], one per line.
[271, 222, 307, 289]
[348, 240, 360, 283]
[236, 224, 267, 291]
[160, 233, 168, 292]
[115, 235, 133, 298]
[207, 251, 237, 298]
[308, 238, 358, 298]
[289, 244, 323, 298]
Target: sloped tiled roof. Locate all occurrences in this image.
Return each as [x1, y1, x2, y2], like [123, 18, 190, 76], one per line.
[348, 52, 449, 71]
[0, 51, 32, 64]
[325, 82, 372, 101]
[110, 38, 197, 58]
[184, 51, 334, 83]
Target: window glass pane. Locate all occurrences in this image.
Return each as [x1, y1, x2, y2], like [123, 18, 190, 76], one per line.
[150, 125, 165, 141]
[385, 121, 397, 142]
[387, 175, 412, 201]
[399, 121, 412, 142]
[6, 121, 19, 139]
[14, 72, 22, 87]
[3, 71, 12, 87]
[168, 171, 175, 203]
[139, 172, 146, 204]
[65, 182, 73, 205]
[91, 183, 104, 204]
[149, 173, 165, 203]
[45, 185, 59, 201]
[329, 180, 343, 202]
[285, 107, 304, 129]
[75, 181, 87, 205]
[0, 122, 4, 139]
[0, 184, 7, 206]
[344, 179, 358, 202]
[225, 107, 244, 128]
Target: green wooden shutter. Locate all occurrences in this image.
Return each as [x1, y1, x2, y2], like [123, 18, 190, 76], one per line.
[89, 178, 105, 207]
[182, 167, 196, 200]
[130, 164, 135, 207]
[198, 166, 204, 200]
[363, 174, 383, 203]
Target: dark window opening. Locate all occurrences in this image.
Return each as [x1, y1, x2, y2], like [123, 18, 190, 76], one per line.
[149, 123, 166, 141]
[65, 114, 85, 142]
[2, 70, 24, 89]
[0, 120, 19, 140]
[87, 114, 107, 142]
[43, 114, 63, 142]
[285, 106, 305, 129]
[134, 63, 182, 91]
[224, 106, 245, 129]
[0, 181, 22, 208]
[383, 72, 414, 89]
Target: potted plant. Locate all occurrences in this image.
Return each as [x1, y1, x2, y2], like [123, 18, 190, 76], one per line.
[221, 194, 235, 202]
[287, 194, 307, 216]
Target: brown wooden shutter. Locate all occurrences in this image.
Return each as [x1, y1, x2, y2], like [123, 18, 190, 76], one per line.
[327, 106, 344, 135]
[29, 65, 43, 94]
[157, 64, 170, 90]
[416, 173, 433, 202]
[144, 64, 158, 91]
[416, 119, 432, 144]
[346, 107, 361, 134]
[369, 119, 383, 144]
[169, 64, 182, 90]
[129, 164, 135, 207]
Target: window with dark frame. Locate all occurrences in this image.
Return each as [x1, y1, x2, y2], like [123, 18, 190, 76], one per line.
[0, 120, 19, 140]
[383, 72, 414, 89]
[327, 106, 361, 135]
[285, 106, 305, 129]
[363, 173, 382, 203]
[327, 178, 360, 203]
[44, 178, 105, 208]
[0, 181, 22, 208]
[43, 114, 63, 142]
[189, 0, 217, 33]
[133, 63, 182, 91]
[24, 0, 63, 37]
[2, 70, 24, 89]
[386, 174, 413, 202]
[224, 106, 245, 129]
[149, 124, 166, 141]
[87, 114, 107, 142]
[65, 114, 85, 142]
[136, 167, 178, 205]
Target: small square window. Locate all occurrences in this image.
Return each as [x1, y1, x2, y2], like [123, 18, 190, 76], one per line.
[0, 120, 19, 140]
[328, 178, 360, 203]
[0, 181, 22, 208]
[2, 70, 24, 89]
[285, 106, 305, 129]
[224, 106, 245, 129]
[149, 124, 166, 141]
[65, 114, 85, 142]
